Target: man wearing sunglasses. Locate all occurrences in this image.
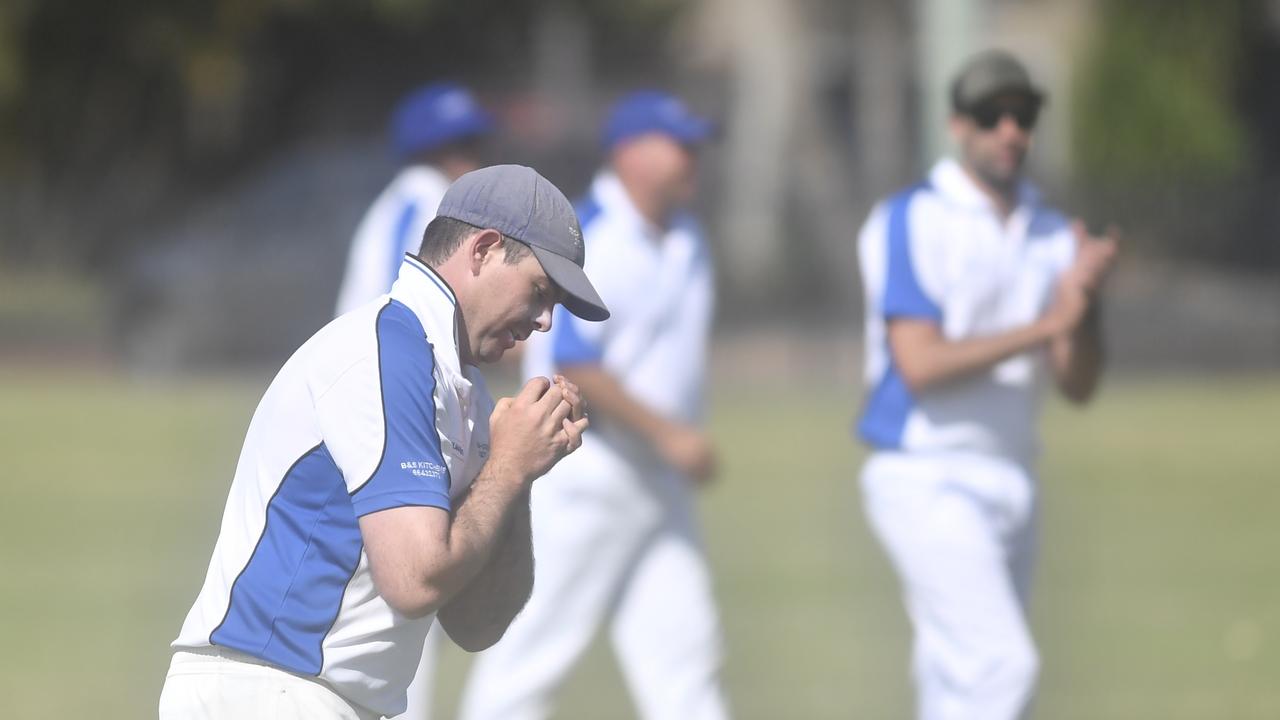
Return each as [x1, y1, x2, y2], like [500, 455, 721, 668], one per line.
[854, 50, 1117, 720]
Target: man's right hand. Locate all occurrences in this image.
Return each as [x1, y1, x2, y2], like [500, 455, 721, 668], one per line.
[656, 423, 717, 484]
[489, 377, 589, 483]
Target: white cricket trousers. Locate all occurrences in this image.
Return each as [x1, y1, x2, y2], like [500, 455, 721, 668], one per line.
[458, 439, 730, 720]
[861, 450, 1040, 720]
[158, 647, 379, 720]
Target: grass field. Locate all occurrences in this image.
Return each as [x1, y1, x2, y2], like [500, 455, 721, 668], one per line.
[1, 366, 1277, 718]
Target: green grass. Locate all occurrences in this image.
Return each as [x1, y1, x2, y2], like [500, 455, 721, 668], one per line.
[0, 270, 107, 344]
[1, 367, 1277, 718]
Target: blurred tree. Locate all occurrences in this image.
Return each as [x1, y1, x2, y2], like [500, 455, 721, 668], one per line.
[0, 0, 684, 270]
[1071, 0, 1279, 268]
[1074, 0, 1245, 185]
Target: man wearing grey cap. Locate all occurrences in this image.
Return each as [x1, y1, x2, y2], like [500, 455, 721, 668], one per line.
[853, 51, 1117, 719]
[160, 164, 607, 720]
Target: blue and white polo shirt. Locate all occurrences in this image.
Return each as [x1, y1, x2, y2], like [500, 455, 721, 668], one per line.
[856, 157, 1077, 462]
[522, 171, 714, 463]
[335, 165, 451, 316]
[174, 255, 494, 717]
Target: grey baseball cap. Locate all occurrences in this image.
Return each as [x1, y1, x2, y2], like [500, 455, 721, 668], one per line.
[950, 50, 1045, 112]
[437, 164, 610, 321]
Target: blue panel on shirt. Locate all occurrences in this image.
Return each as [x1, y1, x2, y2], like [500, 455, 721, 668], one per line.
[351, 299, 452, 517]
[211, 443, 362, 675]
[857, 182, 936, 449]
[882, 183, 942, 321]
[551, 193, 607, 367]
[388, 201, 419, 293]
[573, 193, 603, 230]
[857, 365, 915, 449]
[1027, 208, 1070, 239]
[552, 304, 604, 367]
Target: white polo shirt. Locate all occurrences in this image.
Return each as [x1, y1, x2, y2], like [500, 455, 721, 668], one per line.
[856, 158, 1076, 462]
[174, 255, 494, 717]
[336, 165, 451, 316]
[522, 171, 714, 464]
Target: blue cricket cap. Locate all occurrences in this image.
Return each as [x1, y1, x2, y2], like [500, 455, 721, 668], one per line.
[391, 82, 495, 161]
[602, 91, 715, 150]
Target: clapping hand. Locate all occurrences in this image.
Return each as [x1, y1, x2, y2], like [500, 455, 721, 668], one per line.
[1064, 220, 1119, 294]
[1043, 221, 1119, 336]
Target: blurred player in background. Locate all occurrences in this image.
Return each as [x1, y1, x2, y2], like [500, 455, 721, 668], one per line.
[333, 81, 493, 720]
[459, 91, 730, 720]
[335, 82, 494, 317]
[854, 50, 1118, 720]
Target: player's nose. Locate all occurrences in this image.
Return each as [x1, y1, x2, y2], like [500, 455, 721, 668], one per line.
[996, 114, 1029, 140]
[534, 306, 553, 333]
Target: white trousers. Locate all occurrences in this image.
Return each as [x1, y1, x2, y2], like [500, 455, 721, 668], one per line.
[458, 440, 730, 720]
[861, 451, 1040, 720]
[159, 647, 379, 720]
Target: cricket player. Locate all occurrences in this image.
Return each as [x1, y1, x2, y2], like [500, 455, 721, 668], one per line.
[855, 51, 1118, 720]
[458, 91, 729, 720]
[160, 165, 609, 720]
[335, 82, 493, 316]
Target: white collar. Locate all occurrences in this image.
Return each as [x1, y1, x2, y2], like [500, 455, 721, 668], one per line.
[929, 157, 1041, 214]
[590, 171, 664, 239]
[388, 255, 465, 375]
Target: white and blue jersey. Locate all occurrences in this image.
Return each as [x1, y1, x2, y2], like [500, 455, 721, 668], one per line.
[336, 165, 451, 316]
[522, 171, 714, 463]
[856, 158, 1076, 462]
[174, 255, 494, 717]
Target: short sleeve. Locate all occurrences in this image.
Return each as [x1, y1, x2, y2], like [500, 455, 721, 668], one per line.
[881, 185, 943, 322]
[317, 300, 452, 517]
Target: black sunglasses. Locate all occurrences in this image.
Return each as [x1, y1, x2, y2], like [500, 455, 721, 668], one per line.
[968, 100, 1041, 131]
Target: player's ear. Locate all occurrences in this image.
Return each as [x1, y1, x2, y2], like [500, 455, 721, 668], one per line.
[468, 229, 504, 275]
[946, 114, 964, 141]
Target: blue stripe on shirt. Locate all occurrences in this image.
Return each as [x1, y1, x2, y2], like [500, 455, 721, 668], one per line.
[574, 193, 603, 230]
[858, 182, 937, 449]
[351, 299, 452, 515]
[550, 194, 607, 367]
[882, 182, 941, 321]
[210, 443, 362, 675]
[551, 304, 603, 366]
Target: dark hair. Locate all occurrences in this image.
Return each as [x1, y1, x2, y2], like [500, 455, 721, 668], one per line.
[416, 216, 532, 266]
